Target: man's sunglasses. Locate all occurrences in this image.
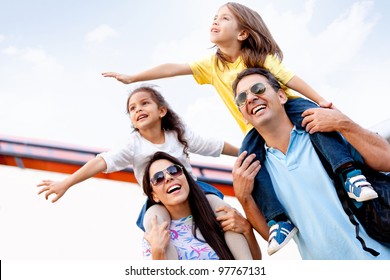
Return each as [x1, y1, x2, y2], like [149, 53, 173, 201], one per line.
[235, 82, 267, 107]
[150, 164, 184, 186]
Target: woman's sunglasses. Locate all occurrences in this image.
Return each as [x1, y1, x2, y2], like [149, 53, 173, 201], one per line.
[235, 82, 267, 107]
[150, 164, 184, 186]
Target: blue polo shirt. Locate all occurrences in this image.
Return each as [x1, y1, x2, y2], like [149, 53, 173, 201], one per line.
[264, 127, 390, 259]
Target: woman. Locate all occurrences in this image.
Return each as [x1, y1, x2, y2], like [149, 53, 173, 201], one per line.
[142, 151, 261, 260]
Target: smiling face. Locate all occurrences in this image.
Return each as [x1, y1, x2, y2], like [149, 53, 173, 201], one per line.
[127, 90, 167, 131]
[210, 4, 246, 47]
[235, 73, 288, 129]
[148, 159, 191, 219]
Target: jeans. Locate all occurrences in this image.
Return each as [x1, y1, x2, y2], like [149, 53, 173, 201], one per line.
[241, 97, 354, 221]
[136, 180, 224, 231]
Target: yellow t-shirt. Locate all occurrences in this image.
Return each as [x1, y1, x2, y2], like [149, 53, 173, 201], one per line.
[189, 54, 296, 134]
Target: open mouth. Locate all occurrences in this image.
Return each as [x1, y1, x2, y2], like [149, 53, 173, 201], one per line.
[167, 184, 181, 194]
[137, 114, 148, 121]
[251, 104, 266, 114]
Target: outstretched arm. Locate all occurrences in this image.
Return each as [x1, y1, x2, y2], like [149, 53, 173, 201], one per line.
[102, 63, 192, 84]
[232, 151, 269, 240]
[222, 142, 239, 157]
[286, 75, 332, 108]
[36, 156, 107, 202]
[302, 107, 390, 171]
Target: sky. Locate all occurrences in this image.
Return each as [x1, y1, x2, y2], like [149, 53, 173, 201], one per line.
[1, 0, 390, 167]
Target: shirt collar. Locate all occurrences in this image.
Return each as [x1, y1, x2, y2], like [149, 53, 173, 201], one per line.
[265, 126, 305, 150]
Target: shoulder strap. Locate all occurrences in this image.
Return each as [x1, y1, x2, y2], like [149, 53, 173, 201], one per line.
[313, 146, 380, 256]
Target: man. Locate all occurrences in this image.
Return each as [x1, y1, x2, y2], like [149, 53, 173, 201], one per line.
[232, 67, 390, 259]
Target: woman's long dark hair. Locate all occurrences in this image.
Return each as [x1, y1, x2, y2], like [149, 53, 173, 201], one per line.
[215, 2, 283, 69]
[127, 85, 189, 156]
[142, 151, 234, 260]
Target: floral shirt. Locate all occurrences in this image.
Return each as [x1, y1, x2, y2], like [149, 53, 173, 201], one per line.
[143, 215, 219, 260]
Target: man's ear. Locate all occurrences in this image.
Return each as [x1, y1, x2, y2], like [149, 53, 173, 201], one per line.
[238, 30, 249, 41]
[277, 89, 289, 105]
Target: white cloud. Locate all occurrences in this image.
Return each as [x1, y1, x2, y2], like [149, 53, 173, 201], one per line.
[85, 24, 119, 43]
[2, 46, 63, 72]
[2, 46, 19, 55]
[0, 34, 5, 42]
[269, 1, 376, 76]
[314, 1, 377, 66]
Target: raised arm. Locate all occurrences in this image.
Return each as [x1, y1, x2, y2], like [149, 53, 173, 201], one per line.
[232, 151, 269, 240]
[286, 75, 332, 108]
[102, 63, 192, 84]
[37, 156, 107, 202]
[302, 107, 390, 172]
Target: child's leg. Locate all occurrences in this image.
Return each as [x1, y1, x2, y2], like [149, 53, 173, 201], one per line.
[285, 98, 378, 202]
[143, 204, 178, 259]
[241, 128, 286, 221]
[206, 194, 253, 260]
[242, 128, 297, 255]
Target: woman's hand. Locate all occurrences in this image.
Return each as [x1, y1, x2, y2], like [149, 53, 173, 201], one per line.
[143, 216, 170, 260]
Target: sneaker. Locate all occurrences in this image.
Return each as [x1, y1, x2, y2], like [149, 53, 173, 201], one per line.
[345, 170, 378, 202]
[267, 220, 298, 255]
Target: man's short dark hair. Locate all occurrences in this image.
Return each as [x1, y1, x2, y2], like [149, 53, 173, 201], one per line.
[232, 68, 282, 96]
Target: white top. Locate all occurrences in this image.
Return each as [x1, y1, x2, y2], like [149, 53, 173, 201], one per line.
[98, 126, 224, 187]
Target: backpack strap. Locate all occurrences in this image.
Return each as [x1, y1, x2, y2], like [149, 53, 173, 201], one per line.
[313, 146, 380, 256]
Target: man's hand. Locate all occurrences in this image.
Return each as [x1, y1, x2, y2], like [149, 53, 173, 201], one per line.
[232, 151, 260, 203]
[302, 107, 348, 134]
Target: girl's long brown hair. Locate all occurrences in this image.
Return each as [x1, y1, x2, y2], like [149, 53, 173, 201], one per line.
[142, 151, 235, 260]
[127, 85, 189, 156]
[216, 2, 283, 69]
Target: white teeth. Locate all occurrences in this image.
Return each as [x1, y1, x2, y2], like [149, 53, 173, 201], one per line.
[137, 115, 147, 121]
[167, 185, 181, 194]
[252, 104, 266, 114]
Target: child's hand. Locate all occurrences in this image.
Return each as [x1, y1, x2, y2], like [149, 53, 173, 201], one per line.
[216, 205, 251, 234]
[101, 72, 133, 84]
[318, 100, 333, 109]
[36, 179, 70, 203]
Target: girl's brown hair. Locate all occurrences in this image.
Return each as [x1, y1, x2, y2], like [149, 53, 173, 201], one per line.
[216, 2, 283, 69]
[127, 85, 189, 156]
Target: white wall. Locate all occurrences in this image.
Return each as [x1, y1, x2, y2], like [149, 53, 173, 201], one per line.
[2, 118, 388, 260]
[0, 165, 300, 260]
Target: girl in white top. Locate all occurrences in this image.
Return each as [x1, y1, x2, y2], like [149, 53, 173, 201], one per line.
[37, 84, 260, 260]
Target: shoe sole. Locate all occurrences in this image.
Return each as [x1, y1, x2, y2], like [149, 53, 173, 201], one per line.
[267, 227, 298, 256]
[348, 192, 378, 202]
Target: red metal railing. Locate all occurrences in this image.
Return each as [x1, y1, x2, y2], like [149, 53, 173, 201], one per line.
[0, 135, 235, 196]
